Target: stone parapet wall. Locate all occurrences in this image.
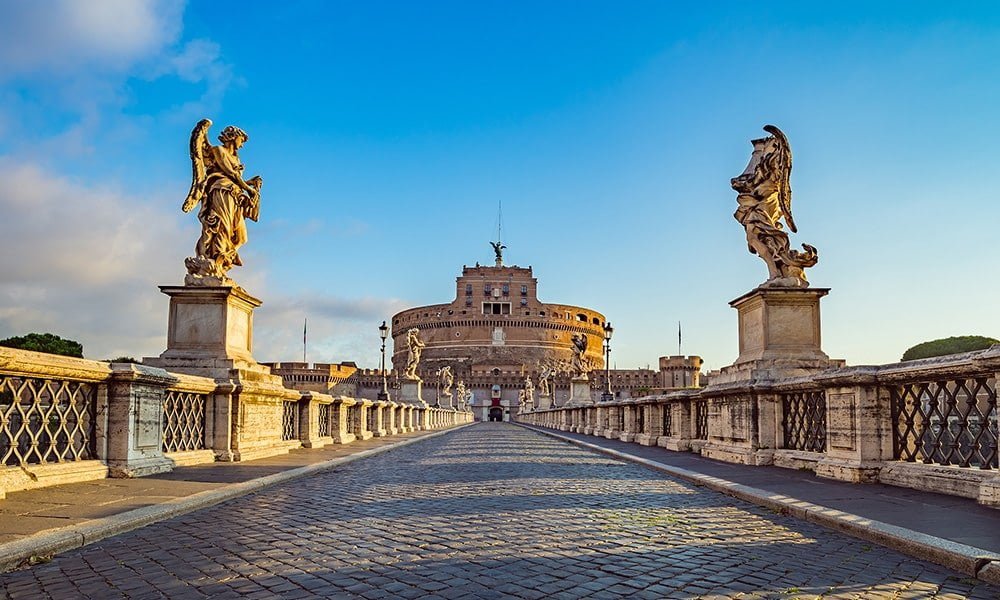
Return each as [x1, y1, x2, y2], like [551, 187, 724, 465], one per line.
[0, 347, 473, 499]
[517, 347, 1000, 508]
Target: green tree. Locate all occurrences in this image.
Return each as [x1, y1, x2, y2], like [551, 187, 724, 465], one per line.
[901, 335, 998, 361]
[0, 333, 84, 358]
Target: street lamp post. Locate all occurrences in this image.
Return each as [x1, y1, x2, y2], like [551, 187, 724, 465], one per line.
[378, 320, 389, 401]
[601, 321, 614, 402]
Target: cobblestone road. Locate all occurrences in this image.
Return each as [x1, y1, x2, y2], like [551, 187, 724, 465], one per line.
[2, 423, 997, 599]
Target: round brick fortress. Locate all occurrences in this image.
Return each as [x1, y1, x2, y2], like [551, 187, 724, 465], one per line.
[390, 263, 606, 377]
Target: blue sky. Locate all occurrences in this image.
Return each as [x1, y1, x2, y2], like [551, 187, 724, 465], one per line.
[1, 1, 998, 370]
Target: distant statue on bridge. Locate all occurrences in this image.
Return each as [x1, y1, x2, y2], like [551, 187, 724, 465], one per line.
[403, 328, 425, 380]
[455, 380, 467, 409]
[537, 366, 553, 397]
[522, 376, 535, 408]
[437, 365, 454, 396]
[182, 118, 263, 287]
[731, 125, 817, 288]
[570, 334, 590, 378]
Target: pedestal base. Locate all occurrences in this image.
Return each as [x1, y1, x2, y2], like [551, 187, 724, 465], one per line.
[536, 393, 553, 410]
[566, 377, 592, 406]
[399, 380, 426, 406]
[715, 286, 843, 384]
[146, 285, 269, 380]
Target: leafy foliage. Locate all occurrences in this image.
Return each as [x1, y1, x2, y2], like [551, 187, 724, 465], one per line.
[0, 332, 84, 358]
[901, 335, 998, 361]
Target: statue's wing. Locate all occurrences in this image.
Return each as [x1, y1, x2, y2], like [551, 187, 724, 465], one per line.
[182, 119, 212, 213]
[763, 124, 796, 233]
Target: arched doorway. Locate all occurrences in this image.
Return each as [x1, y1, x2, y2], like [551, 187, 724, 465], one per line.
[488, 407, 503, 421]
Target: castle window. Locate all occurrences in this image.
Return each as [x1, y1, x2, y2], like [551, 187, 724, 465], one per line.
[520, 298, 527, 306]
[592, 317, 600, 325]
[484, 284, 491, 295]
[465, 284, 472, 295]
[502, 284, 509, 296]
[521, 285, 527, 295]
[576, 313, 587, 322]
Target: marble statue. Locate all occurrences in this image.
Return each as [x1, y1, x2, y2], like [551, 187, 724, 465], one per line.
[182, 119, 263, 286]
[455, 380, 467, 408]
[523, 376, 535, 406]
[437, 365, 454, 396]
[537, 366, 553, 397]
[403, 328, 425, 380]
[571, 333, 590, 377]
[731, 125, 818, 288]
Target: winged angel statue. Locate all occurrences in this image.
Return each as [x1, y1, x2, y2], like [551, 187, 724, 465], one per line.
[731, 125, 817, 288]
[181, 119, 263, 286]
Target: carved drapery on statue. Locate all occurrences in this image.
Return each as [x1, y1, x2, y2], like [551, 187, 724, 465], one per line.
[403, 328, 425, 380]
[731, 125, 817, 288]
[182, 119, 263, 287]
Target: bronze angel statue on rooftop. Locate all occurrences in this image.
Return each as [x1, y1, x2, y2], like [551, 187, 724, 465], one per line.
[182, 119, 263, 286]
[731, 125, 817, 288]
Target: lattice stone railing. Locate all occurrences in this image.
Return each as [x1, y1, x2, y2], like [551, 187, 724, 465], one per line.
[889, 376, 998, 470]
[0, 375, 98, 466]
[318, 402, 330, 437]
[162, 389, 207, 453]
[282, 401, 300, 441]
[781, 390, 827, 453]
[694, 400, 708, 440]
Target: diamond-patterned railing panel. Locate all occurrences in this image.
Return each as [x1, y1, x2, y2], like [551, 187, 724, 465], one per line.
[662, 405, 672, 437]
[695, 401, 708, 440]
[0, 375, 97, 466]
[282, 401, 299, 441]
[781, 391, 827, 453]
[318, 403, 330, 437]
[889, 377, 998, 469]
[162, 390, 207, 453]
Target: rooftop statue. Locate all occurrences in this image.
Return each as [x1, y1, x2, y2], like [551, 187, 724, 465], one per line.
[182, 119, 263, 287]
[731, 125, 817, 288]
[403, 328, 425, 380]
[490, 241, 506, 266]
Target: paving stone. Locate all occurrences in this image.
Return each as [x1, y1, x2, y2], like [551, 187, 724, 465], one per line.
[0, 423, 997, 598]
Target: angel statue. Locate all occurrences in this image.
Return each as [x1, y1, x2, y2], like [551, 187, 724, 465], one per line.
[403, 328, 425, 380]
[182, 119, 263, 286]
[489, 241, 507, 266]
[731, 125, 818, 288]
[455, 380, 467, 409]
[537, 366, 553, 397]
[436, 365, 454, 397]
[570, 333, 590, 378]
[522, 376, 535, 407]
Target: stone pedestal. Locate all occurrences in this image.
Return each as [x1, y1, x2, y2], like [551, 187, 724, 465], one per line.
[567, 377, 592, 406]
[150, 285, 263, 378]
[536, 393, 553, 410]
[438, 392, 453, 410]
[714, 287, 842, 385]
[399, 379, 426, 406]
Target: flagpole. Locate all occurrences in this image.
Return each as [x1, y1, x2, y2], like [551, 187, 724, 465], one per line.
[303, 317, 307, 364]
[678, 321, 682, 356]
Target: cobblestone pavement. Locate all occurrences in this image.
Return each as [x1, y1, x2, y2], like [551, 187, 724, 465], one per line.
[1, 423, 997, 599]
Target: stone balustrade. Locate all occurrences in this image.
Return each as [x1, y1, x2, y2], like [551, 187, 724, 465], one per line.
[0, 347, 473, 499]
[518, 347, 1000, 507]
